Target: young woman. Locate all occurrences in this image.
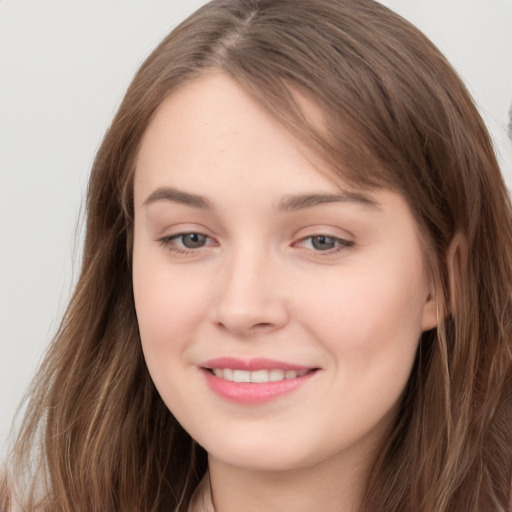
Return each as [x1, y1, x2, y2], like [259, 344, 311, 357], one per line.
[2, 0, 511, 511]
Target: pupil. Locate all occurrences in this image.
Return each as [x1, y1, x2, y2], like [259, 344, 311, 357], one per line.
[183, 233, 206, 248]
[312, 235, 335, 251]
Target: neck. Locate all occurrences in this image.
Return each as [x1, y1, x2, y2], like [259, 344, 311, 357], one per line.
[206, 449, 373, 512]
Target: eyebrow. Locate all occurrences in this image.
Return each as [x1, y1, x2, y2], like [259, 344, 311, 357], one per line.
[278, 191, 380, 211]
[142, 186, 379, 211]
[143, 187, 214, 209]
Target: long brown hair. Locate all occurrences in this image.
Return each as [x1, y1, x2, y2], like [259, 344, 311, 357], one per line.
[3, 1, 511, 510]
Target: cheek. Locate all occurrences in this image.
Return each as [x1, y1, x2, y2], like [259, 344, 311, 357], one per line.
[132, 248, 207, 364]
[300, 257, 427, 368]
[132, 257, 214, 420]
[300, 264, 426, 431]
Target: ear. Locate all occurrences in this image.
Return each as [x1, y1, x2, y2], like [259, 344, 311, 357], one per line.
[420, 232, 466, 332]
[420, 278, 438, 332]
[445, 232, 467, 315]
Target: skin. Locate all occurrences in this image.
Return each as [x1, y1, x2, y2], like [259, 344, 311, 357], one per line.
[132, 73, 438, 512]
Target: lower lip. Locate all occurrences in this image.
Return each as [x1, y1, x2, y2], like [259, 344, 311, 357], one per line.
[202, 369, 316, 404]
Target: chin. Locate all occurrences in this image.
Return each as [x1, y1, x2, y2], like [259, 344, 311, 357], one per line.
[200, 431, 329, 473]
[209, 449, 308, 473]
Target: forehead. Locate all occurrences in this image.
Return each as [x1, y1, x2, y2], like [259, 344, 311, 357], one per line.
[134, 73, 343, 203]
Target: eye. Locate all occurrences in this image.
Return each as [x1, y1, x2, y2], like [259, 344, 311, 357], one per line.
[159, 232, 217, 252]
[175, 232, 208, 249]
[296, 235, 354, 252]
[310, 235, 338, 251]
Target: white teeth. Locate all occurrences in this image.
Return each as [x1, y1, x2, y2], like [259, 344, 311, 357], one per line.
[250, 369, 269, 383]
[233, 370, 251, 383]
[210, 368, 309, 383]
[269, 369, 285, 381]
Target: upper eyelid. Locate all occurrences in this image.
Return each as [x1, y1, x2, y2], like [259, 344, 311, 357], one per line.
[299, 234, 350, 242]
[157, 233, 218, 256]
[291, 220, 355, 237]
[294, 234, 354, 247]
[163, 232, 217, 244]
[156, 223, 217, 239]
[293, 227, 354, 243]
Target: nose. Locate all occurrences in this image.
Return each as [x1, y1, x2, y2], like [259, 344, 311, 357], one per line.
[209, 247, 289, 336]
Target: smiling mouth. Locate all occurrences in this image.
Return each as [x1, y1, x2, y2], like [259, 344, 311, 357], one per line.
[201, 361, 319, 403]
[205, 368, 316, 383]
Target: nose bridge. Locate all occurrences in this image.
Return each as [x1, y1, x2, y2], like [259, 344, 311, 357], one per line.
[212, 241, 287, 334]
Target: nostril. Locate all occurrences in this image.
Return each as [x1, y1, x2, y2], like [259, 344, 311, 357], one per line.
[210, 291, 289, 335]
[250, 322, 273, 330]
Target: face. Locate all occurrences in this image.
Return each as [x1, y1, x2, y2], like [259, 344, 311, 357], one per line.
[132, 73, 437, 474]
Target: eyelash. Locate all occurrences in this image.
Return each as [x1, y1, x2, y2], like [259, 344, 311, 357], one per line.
[159, 233, 218, 254]
[158, 232, 354, 256]
[293, 235, 354, 253]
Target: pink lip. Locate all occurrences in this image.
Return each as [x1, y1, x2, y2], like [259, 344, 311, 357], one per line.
[199, 358, 318, 404]
[201, 357, 312, 372]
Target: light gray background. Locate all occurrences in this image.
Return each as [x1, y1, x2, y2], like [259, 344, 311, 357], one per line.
[2, 0, 512, 453]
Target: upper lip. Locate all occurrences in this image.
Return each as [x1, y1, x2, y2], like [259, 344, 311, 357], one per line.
[200, 357, 316, 371]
